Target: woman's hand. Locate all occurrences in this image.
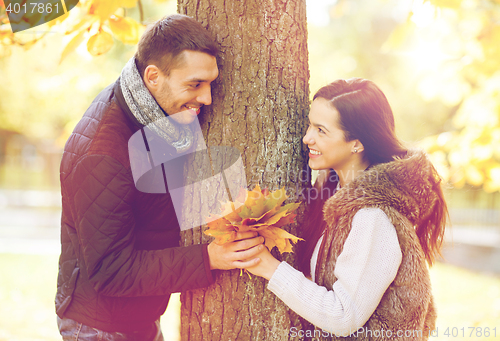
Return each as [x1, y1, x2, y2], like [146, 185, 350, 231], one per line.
[243, 246, 281, 280]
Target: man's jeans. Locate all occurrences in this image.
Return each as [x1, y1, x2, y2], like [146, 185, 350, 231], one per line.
[57, 316, 164, 341]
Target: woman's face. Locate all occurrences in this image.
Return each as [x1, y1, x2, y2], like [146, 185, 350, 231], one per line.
[303, 98, 356, 171]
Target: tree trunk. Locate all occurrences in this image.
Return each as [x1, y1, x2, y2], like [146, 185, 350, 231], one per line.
[177, 0, 310, 340]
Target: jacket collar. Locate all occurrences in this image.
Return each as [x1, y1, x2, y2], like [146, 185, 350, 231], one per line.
[113, 77, 144, 129]
[340, 149, 441, 226]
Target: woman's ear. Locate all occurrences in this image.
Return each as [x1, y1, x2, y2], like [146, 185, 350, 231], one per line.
[352, 140, 365, 154]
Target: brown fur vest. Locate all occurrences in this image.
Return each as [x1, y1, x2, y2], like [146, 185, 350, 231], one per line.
[314, 150, 439, 340]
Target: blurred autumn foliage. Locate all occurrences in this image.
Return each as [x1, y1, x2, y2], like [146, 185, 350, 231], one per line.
[1, 0, 500, 193]
[396, 0, 500, 193]
[0, 0, 147, 60]
[312, 0, 500, 194]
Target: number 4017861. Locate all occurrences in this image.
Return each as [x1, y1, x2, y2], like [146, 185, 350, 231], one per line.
[444, 327, 497, 337]
[5, 2, 60, 14]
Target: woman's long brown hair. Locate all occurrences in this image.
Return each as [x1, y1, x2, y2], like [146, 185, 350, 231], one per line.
[298, 78, 448, 275]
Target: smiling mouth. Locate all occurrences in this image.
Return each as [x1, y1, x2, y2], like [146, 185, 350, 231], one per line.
[309, 149, 322, 155]
[185, 105, 201, 116]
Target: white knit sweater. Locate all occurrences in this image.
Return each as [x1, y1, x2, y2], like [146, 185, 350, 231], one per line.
[267, 207, 402, 335]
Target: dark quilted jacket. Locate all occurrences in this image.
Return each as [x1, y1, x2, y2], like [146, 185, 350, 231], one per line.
[55, 78, 214, 332]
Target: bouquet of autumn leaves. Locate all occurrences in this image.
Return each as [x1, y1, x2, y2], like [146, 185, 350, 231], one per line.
[204, 185, 303, 256]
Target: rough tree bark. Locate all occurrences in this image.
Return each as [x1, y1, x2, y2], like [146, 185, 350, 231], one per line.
[178, 0, 310, 340]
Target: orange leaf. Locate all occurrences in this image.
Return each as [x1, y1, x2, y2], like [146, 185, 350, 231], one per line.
[89, 0, 120, 21]
[248, 208, 290, 229]
[60, 27, 87, 64]
[264, 187, 288, 212]
[240, 185, 267, 218]
[63, 14, 98, 35]
[273, 213, 297, 228]
[205, 214, 231, 229]
[219, 200, 243, 223]
[203, 185, 303, 252]
[259, 226, 303, 253]
[87, 28, 113, 56]
[204, 216, 237, 244]
[108, 15, 143, 45]
[212, 231, 238, 245]
[259, 201, 300, 226]
[120, 0, 137, 8]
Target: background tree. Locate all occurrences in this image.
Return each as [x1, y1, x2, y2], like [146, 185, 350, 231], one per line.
[176, 0, 310, 340]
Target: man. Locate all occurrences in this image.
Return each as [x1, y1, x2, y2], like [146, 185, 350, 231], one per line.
[56, 14, 263, 340]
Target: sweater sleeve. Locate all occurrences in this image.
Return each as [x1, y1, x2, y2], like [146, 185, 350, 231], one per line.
[267, 208, 402, 335]
[67, 154, 213, 297]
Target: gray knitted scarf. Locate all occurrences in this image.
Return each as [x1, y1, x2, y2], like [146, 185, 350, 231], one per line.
[120, 57, 193, 153]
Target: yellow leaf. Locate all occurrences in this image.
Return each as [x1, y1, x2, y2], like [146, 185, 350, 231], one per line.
[262, 234, 277, 251]
[259, 226, 304, 253]
[87, 29, 114, 56]
[240, 185, 268, 219]
[204, 216, 237, 244]
[63, 14, 98, 35]
[120, 0, 137, 8]
[273, 212, 298, 228]
[426, 0, 461, 9]
[263, 187, 288, 213]
[213, 230, 238, 245]
[219, 200, 243, 223]
[205, 214, 230, 229]
[89, 0, 120, 21]
[250, 207, 293, 229]
[48, 10, 70, 27]
[60, 27, 87, 64]
[259, 202, 301, 227]
[108, 15, 143, 45]
[243, 184, 265, 207]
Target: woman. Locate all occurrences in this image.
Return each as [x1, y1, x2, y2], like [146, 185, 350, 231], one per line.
[244, 78, 447, 340]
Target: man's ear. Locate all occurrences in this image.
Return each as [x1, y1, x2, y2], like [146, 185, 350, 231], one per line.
[143, 65, 160, 91]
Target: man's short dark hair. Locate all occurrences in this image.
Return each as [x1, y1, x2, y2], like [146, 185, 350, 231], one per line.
[135, 14, 218, 78]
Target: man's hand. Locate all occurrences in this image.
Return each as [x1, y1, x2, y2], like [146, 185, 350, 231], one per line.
[207, 231, 265, 270]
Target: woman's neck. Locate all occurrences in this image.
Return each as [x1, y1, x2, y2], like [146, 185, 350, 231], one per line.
[336, 159, 371, 188]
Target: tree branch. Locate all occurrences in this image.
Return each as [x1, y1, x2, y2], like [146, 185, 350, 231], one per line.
[138, 0, 144, 24]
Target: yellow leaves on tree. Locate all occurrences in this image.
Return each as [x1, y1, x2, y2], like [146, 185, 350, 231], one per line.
[87, 28, 113, 56]
[204, 185, 303, 254]
[0, 0, 144, 61]
[477, 24, 500, 76]
[425, 0, 462, 9]
[387, 0, 500, 193]
[57, 0, 144, 63]
[109, 15, 143, 45]
[87, 0, 133, 21]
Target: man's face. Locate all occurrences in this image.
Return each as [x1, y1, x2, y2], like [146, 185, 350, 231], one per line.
[150, 50, 219, 125]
